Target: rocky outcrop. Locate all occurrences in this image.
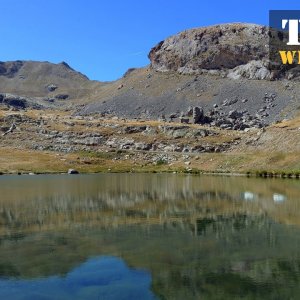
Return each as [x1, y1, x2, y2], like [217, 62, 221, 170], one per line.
[55, 94, 69, 100]
[176, 95, 278, 131]
[0, 111, 236, 155]
[0, 93, 46, 109]
[47, 84, 58, 92]
[0, 93, 28, 108]
[0, 61, 24, 78]
[149, 23, 269, 75]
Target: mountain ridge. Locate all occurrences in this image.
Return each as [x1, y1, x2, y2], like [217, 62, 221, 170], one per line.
[0, 23, 298, 128]
[0, 22, 299, 175]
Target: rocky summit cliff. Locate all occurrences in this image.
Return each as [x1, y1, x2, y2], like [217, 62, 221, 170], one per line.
[148, 23, 300, 81]
[149, 23, 269, 76]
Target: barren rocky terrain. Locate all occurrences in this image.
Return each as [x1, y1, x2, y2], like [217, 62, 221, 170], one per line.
[0, 23, 300, 175]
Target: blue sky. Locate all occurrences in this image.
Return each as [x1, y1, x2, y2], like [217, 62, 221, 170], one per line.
[0, 0, 299, 81]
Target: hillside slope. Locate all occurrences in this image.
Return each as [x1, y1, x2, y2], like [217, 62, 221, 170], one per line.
[79, 23, 299, 127]
[0, 60, 102, 106]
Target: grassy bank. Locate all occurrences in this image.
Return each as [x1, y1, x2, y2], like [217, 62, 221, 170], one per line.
[0, 147, 300, 179]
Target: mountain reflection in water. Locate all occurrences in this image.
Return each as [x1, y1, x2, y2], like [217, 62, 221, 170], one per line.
[0, 174, 299, 299]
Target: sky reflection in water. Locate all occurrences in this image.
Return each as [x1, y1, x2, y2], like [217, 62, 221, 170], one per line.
[0, 256, 156, 300]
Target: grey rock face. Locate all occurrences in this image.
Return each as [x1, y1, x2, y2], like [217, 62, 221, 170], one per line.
[148, 23, 269, 74]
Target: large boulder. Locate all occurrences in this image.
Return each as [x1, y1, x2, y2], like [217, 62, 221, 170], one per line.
[192, 106, 204, 124]
[227, 60, 271, 80]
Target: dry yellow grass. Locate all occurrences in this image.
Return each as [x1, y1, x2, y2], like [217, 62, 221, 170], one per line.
[273, 116, 300, 129]
[0, 148, 74, 173]
[0, 147, 171, 174]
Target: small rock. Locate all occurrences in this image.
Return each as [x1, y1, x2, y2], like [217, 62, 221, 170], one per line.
[55, 94, 69, 100]
[47, 84, 58, 92]
[68, 169, 79, 175]
[180, 117, 189, 124]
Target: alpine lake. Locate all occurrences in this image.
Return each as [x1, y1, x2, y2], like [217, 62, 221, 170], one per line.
[0, 173, 300, 299]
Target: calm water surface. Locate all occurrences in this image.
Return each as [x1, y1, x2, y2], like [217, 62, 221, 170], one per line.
[0, 173, 300, 299]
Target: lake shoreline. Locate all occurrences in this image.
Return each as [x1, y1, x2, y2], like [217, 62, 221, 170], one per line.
[1, 168, 299, 180]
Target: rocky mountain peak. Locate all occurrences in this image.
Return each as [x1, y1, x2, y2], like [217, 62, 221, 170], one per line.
[0, 61, 24, 78]
[0, 60, 94, 101]
[148, 23, 269, 75]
